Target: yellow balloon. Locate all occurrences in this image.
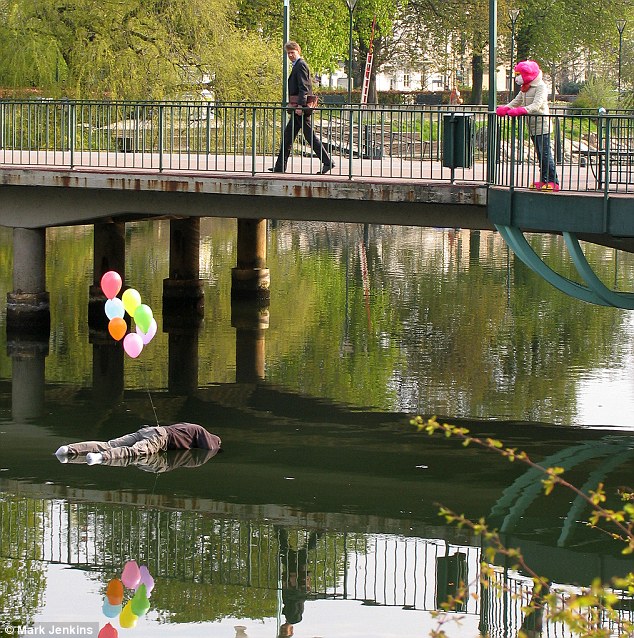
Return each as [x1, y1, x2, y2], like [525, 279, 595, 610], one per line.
[121, 288, 142, 317]
[119, 601, 138, 629]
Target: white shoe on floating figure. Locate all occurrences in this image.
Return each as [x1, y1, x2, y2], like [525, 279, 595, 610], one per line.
[86, 452, 103, 465]
[54, 445, 70, 462]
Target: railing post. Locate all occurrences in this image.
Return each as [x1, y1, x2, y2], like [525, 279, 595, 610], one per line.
[69, 101, 76, 168]
[487, 111, 498, 184]
[158, 104, 164, 172]
[251, 106, 257, 176]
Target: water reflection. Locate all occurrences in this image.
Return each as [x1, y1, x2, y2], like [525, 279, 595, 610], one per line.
[1, 221, 634, 636]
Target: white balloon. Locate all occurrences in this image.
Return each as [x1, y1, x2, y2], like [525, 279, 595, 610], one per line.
[104, 297, 125, 320]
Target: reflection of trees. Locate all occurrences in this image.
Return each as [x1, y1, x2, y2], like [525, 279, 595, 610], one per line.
[0, 221, 630, 421]
[0, 495, 47, 626]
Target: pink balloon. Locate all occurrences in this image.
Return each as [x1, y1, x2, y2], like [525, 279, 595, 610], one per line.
[136, 318, 157, 345]
[98, 623, 118, 638]
[100, 271, 122, 300]
[138, 565, 154, 595]
[121, 560, 141, 589]
[122, 333, 144, 359]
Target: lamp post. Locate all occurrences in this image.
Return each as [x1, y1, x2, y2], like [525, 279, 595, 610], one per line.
[508, 9, 520, 96]
[617, 19, 626, 96]
[282, 0, 290, 105]
[344, 0, 358, 104]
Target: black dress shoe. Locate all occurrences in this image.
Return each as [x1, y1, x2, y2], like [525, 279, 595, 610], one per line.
[268, 167, 284, 173]
[317, 162, 334, 174]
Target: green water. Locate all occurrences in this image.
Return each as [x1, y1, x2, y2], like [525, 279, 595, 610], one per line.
[0, 220, 633, 637]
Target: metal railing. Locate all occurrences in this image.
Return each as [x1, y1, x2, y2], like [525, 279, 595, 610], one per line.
[0, 99, 633, 192]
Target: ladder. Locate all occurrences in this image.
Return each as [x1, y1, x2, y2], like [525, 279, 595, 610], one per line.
[360, 16, 376, 106]
[360, 53, 373, 105]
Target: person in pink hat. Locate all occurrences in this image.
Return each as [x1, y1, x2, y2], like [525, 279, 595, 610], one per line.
[496, 60, 560, 192]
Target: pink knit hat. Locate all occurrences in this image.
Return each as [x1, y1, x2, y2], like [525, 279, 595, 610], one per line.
[514, 60, 541, 84]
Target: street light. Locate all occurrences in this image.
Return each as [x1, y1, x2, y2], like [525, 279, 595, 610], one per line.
[508, 9, 520, 96]
[282, 0, 290, 105]
[344, 0, 358, 104]
[617, 19, 626, 96]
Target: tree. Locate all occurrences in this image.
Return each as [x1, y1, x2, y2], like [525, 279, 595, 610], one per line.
[0, 0, 279, 100]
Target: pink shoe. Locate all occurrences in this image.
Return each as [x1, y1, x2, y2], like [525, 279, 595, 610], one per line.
[541, 182, 560, 192]
[529, 181, 543, 190]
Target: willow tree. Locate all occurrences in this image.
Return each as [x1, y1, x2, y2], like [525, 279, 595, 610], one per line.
[0, 0, 279, 100]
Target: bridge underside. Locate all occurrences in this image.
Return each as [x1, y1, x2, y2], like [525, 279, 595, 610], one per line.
[489, 186, 634, 253]
[0, 168, 490, 230]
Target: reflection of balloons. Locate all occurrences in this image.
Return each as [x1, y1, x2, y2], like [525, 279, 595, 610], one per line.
[123, 333, 144, 359]
[133, 304, 153, 334]
[105, 298, 125, 320]
[106, 578, 124, 605]
[98, 623, 118, 638]
[138, 565, 155, 595]
[102, 599, 122, 618]
[122, 288, 142, 317]
[100, 271, 122, 300]
[119, 601, 138, 629]
[108, 318, 127, 341]
[136, 319, 157, 346]
[130, 584, 150, 616]
[121, 560, 141, 589]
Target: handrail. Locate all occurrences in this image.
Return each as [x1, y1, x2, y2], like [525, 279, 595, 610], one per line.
[0, 99, 632, 192]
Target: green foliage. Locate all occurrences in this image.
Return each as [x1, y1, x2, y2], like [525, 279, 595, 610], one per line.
[572, 76, 619, 111]
[0, 0, 279, 100]
[411, 416, 634, 637]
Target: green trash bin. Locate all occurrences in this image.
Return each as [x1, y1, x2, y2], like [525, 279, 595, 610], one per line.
[442, 113, 474, 169]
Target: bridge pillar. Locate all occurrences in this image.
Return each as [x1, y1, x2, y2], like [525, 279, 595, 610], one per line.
[90, 334, 124, 405]
[7, 228, 50, 335]
[167, 327, 200, 394]
[9, 337, 48, 421]
[232, 300, 269, 383]
[163, 218, 204, 318]
[232, 219, 270, 301]
[89, 221, 126, 328]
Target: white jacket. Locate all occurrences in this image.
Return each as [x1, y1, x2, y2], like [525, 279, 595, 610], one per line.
[507, 71, 551, 135]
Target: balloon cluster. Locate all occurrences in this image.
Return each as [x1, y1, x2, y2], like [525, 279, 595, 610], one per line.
[101, 271, 157, 359]
[98, 560, 154, 637]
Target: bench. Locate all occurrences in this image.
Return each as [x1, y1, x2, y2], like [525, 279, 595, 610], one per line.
[415, 93, 443, 106]
[319, 94, 347, 106]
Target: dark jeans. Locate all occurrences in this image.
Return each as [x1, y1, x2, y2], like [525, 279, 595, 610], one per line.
[275, 112, 331, 171]
[532, 133, 558, 184]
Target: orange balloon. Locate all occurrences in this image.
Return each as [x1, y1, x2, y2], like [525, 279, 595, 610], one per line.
[108, 317, 127, 341]
[106, 578, 124, 605]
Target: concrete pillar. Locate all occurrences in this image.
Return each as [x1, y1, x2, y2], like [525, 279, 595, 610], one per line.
[232, 300, 269, 383]
[89, 222, 125, 328]
[7, 227, 50, 334]
[167, 329, 200, 394]
[232, 219, 270, 301]
[163, 218, 204, 318]
[9, 338, 48, 421]
[91, 335, 124, 405]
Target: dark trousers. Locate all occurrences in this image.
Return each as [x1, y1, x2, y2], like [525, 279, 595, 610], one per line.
[532, 133, 558, 185]
[275, 112, 331, 171]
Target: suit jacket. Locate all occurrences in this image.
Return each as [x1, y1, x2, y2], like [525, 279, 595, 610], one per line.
[288, 58, 313, 107]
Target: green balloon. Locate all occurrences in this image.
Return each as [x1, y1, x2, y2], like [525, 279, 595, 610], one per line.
[131, 583, 150, 616]
[134, 304, 153, 334]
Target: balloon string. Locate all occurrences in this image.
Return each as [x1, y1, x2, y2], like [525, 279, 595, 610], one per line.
[144, 360, 160, 426]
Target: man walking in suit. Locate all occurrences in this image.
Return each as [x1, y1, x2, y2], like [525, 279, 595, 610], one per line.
[270, 41, 334, 175]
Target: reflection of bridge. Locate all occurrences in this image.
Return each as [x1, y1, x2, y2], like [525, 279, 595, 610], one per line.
[2, 489, 633, 634]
